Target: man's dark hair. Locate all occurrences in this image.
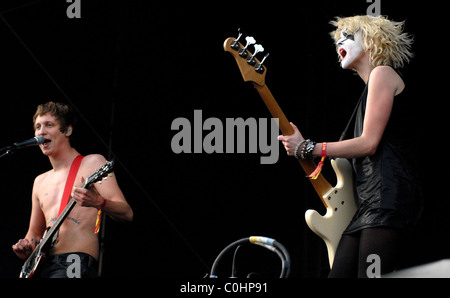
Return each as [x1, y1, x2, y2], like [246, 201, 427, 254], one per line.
[33, 101, 77, 144]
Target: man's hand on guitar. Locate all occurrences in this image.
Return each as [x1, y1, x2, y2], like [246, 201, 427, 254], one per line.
[12, 239, 33, 260]
[277, 122, 305, 157]
[71, 178, 105, 209]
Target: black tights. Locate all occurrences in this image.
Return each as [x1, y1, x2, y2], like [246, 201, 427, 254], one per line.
[328, 227, 404, 278]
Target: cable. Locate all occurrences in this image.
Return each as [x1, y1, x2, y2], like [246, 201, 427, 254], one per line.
[231, 245, 241, 278]
[209, 236, 291, 278]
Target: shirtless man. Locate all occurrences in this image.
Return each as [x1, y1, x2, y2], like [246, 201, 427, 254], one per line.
[12, 102, 133, 277]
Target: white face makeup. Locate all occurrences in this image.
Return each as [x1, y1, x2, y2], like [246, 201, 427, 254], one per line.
[337, 29, 364, 69]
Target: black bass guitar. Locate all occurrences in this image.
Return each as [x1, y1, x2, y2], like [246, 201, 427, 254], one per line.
[19, 159, 114, 278]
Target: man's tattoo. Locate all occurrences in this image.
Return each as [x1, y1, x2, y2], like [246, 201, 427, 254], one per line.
[67, 217, 81, 225]
[47, 216, 81, 225]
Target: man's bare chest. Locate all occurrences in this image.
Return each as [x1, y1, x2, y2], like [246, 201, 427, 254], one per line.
[38, 172, 68, 215]
[37, 167, 95, 225]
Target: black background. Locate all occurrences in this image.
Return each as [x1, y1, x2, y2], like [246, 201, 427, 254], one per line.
[0, 0, 448, 279]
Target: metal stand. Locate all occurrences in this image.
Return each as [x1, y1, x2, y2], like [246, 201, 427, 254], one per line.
[0, 146, 16, 159]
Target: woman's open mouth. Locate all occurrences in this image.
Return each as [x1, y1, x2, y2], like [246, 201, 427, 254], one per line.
[339, 48, 347, 59]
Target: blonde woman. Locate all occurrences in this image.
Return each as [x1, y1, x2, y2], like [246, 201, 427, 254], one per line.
[278, 15, 423, 277]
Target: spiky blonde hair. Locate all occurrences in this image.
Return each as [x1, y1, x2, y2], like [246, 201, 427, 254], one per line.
[330, 15, 414, 68]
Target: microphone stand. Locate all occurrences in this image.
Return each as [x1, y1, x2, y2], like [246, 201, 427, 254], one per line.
[0, 145, 15, 159]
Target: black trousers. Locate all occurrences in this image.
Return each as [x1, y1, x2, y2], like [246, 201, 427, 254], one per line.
[328, 227, 404, 278]
[38, 252, 98, 278]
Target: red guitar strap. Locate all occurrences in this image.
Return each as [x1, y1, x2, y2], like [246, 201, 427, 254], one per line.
[57, 155, 84, 217]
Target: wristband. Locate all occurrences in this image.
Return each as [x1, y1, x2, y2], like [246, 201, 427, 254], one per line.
[307, 142, 327, 180]
[97, 197, 107, 210]
[94, 198, 106, 234]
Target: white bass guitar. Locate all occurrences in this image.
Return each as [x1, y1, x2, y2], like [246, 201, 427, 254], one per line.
[224, 33, 358, 267]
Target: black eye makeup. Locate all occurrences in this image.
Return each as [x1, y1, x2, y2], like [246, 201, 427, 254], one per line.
[342, 31, 355, 41]
[346, 34, 355, 41]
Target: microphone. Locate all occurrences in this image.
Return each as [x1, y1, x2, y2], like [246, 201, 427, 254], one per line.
[13, 136, 49, 149]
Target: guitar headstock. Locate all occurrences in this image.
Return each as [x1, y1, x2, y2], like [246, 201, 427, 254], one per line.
[224, 30, 269, 87]
[84, 158, 115, 187]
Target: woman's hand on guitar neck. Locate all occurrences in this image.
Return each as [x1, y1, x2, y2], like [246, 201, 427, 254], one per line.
[277, 122, 305, 157]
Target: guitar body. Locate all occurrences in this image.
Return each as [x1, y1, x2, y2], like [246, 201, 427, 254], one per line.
[304, 158, 357, 268]
[224, 35, 358, 267]
[19, 159, 115, 278]
[19, 226, 58, 278]
[19, 246, 45, 278]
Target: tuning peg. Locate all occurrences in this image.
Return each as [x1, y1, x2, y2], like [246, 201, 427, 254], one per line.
[255, 52, 269, 74]
[230, 28, 243, 50]
[98, 176, 108, 184]
[247, 44, 264, 66]
[259, 52, 269, 65]
[239, 36, 256, 58]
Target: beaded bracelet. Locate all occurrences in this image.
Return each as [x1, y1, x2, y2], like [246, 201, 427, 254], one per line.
[294, 139, 308, 159]
[302, 140, 316, 160]
[300, 139, 311, 159]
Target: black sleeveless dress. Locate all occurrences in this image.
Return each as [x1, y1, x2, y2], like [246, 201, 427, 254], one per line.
[343, 68, 423, 234]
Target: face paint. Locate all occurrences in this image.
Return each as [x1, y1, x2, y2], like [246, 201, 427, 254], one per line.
[337, 29, 364, 69]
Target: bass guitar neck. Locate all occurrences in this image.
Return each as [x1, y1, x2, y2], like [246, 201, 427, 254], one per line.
[253, 83, 332, 202]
